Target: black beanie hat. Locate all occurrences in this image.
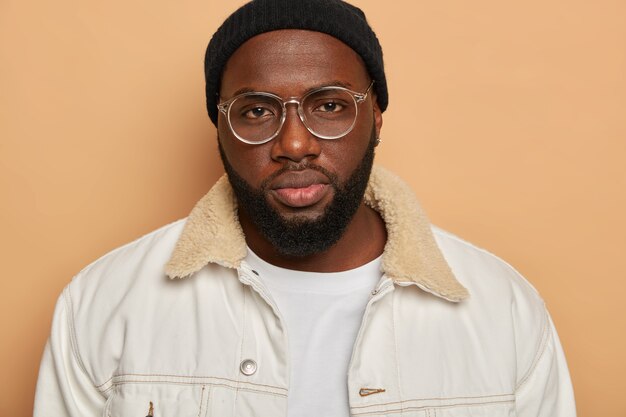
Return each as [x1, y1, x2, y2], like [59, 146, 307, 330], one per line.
[204, 0, 388, 126]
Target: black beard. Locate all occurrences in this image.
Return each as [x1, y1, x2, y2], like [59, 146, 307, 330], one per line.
[218, 130, 376, 257]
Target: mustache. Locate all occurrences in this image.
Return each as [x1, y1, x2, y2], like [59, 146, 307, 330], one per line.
[259, 162, 339, 191]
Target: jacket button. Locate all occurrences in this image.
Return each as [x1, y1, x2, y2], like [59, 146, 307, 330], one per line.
[240, 359, 257, 376]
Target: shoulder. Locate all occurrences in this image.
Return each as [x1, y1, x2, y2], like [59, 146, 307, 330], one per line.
[431, 226, 550, 382]
[61, 218, 193, 345]
[432, 226, 544, 308]
[69, 219, 187, 296]
[62, 219, 191, 335]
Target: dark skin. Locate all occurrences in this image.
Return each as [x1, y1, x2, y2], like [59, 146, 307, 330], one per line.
[218, 30, 386, 272]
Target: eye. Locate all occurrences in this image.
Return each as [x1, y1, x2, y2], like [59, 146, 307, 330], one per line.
[242, 106, 275, 119]
[314, 101, 345, 113]
[240, 106, 275, 119]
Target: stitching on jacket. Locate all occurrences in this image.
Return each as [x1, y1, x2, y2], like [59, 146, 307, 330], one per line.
[391, 290, 404, 416]
[64, 287, 94, 389]
[115, 380, 285, 397]
[515, 308, 551, 391]
[96, 377, 114, 389]
[197, 385, 206, 417]
[99, 373, 285, 391]
[103, 386, 115, 415]
[106, 380, 287, 397]
[233, 282, 248, 416]
[350, 393, 514, 409]
[204, 385, 212, 417]
[351, 399, 515, 415]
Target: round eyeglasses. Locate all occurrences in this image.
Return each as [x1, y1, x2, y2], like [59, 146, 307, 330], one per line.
[217, 82, 374, 145]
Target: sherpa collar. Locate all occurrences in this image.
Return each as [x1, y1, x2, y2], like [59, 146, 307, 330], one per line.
[165, 165, 469, 302]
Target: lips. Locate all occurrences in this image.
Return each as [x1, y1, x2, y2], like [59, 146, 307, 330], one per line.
[268, 170, 332, 208]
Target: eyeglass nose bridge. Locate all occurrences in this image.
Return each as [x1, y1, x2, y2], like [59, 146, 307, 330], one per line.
[278, 98, 314, 136]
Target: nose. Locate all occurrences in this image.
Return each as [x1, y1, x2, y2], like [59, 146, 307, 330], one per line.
[270, 103, 321, 163]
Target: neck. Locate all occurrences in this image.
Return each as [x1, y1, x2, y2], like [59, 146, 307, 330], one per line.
[240, 202, 386, 272]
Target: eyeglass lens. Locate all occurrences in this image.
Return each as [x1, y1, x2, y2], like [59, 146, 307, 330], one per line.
[228, 88, 358, 143]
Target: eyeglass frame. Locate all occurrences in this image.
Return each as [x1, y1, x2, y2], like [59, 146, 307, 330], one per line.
[217, 81, 375, 145]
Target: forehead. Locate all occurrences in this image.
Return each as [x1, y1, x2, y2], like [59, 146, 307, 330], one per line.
[220, 29, 370, 98]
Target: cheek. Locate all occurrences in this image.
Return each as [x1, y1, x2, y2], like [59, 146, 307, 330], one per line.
[218, 131, 275, 186]
[338, 115, 375, 160]
[320, 136, 370, 180]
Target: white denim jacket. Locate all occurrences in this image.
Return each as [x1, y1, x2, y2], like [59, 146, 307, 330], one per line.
[34, 166, 576, 417]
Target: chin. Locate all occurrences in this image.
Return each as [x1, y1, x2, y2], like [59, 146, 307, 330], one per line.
[267, 194, 334, 223]
[276, 209, 327, 225]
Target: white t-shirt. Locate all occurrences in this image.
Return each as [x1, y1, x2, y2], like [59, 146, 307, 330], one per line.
[245, 248, 383, 417]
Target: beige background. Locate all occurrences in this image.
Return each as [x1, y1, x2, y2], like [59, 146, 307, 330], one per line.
[1, 0, 624, 415]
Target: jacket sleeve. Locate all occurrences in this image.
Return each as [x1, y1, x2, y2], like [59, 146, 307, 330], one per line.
[34, 286, 106, 417]
[515, 312, 577, 417]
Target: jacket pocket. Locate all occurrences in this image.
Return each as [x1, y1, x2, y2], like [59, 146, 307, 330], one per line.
[351, 394, 516, 417]
[105, 383, 208, 417]
[431, 399, 516, 417]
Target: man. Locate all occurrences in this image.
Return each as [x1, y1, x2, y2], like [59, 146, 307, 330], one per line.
[34, 0, 576, 416]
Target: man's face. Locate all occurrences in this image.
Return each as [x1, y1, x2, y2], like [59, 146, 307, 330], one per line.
[218, 29, 382, 256]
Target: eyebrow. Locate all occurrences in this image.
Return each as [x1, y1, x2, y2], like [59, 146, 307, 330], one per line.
[228, 80, 355, 99]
